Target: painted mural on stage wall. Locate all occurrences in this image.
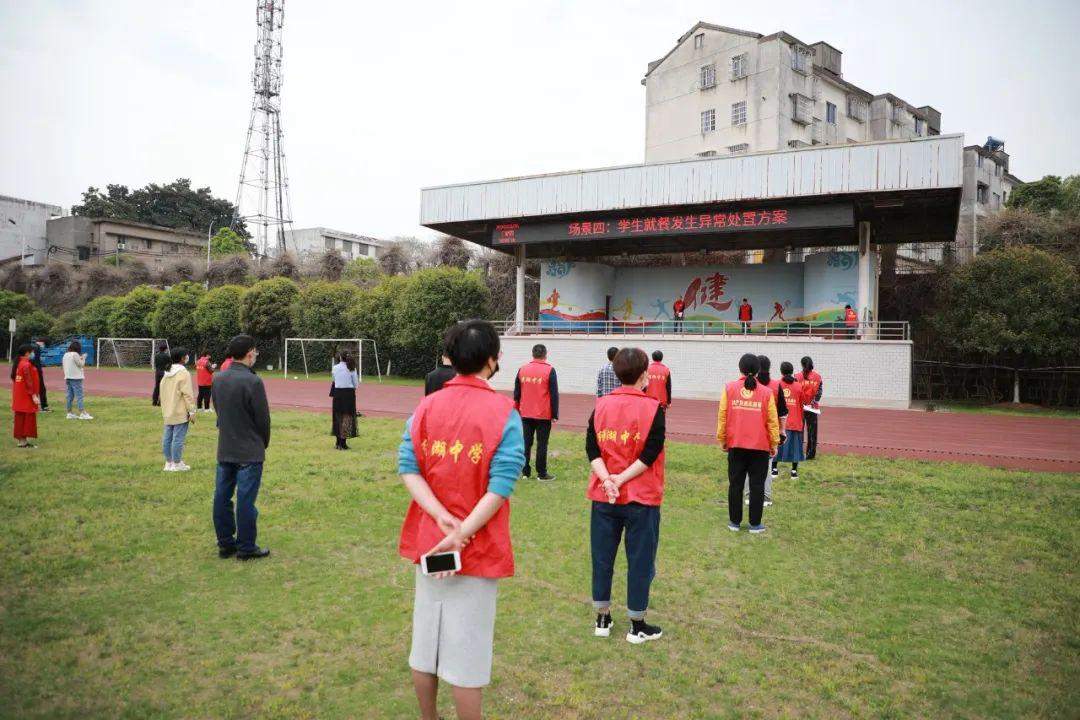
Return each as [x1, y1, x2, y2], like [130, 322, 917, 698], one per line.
[538, 252, 860, 332]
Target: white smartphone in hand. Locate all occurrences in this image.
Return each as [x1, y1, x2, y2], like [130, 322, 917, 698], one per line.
[421, 551, 461, 576]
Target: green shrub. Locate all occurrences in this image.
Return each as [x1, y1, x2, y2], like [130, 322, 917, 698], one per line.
[0, 290, 55, 346]
[77, 296, 122, 338]
[240, 276, 300, 363]
[391, 268, 489, 376]
[149, 281, 205, 351]
[343, 256, 382, 286]
[290, 281, 360, 339]
[51, 310, 83, 339]
[107, 285, 162, 338]
[344, 275, 408, 373]
[194, 285, 245, 357]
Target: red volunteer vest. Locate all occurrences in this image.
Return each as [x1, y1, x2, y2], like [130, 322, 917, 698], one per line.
[644, 362, 671, 407]
[587, 386, 665, 506]
[779, 378, 806, 432]
[796, 370, 822, 409]
[11, 358, 40, 414]
[196, 357, 214, 386]
[738, 303, 752, 321]
[722, 379, 774, 451]
[398, 375, 516, 578]
[845, 307, 858, 327]
[516, 359, 553, 420]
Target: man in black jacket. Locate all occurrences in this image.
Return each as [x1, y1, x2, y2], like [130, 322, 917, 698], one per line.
[152, 342, 170, 406]
[423, 354, 455, 396]
[211, 334, 272, 560]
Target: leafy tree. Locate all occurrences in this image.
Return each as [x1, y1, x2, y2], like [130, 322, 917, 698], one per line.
[318, 249, 346, 281]
[290, 281, 360, 338]
[345, 275, 409, 371]
[378, 244, 412, 275]
[435, 235, 471, 269]
[931, 246, 1080, 366]
[77, 296, 121, 337]
[210, 227, 251, 257]
[51, 310, 83, 339]
[392, 268, 489, 375]
[72, 178, 247, 237]
[343, 257, 383, 286]
[194, 285, 245, 356]
[0, 290, 53, 347]
[240, 276, 300, 361]
[151, 281, 205, 350]
[206, 255, 251, 287]
[979, 208, 1080, 263]
[107, 285, 162, 338]
[1006, 175, 1080, 216]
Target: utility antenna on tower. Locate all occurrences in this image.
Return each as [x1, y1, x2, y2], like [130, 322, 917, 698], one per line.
[233, 0, 293, 257]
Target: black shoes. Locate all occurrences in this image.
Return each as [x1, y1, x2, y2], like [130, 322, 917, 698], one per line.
[218, 546, 237, 559]
[236, 547, 271, 561]
[594, 613, 613, 637]
[537, 474, 556, 482]
[521, 466, 531, 478]
[627, 619, 663, 644]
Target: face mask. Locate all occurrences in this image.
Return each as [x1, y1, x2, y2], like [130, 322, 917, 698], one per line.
[489, 361, 500, 379]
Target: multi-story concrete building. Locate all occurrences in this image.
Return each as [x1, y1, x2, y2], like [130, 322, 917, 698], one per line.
[281, 227, 383, 260]
[643, 22, 939, 163]
[46, 216, 208, 267]
[957, 138, 1021, 260]
[0, 195, 65, 266]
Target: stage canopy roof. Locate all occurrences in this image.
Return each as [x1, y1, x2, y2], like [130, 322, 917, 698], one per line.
[420, 135, 964, 259]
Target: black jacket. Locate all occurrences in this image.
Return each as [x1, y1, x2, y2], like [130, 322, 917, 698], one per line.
[424, 364, 456, 396]
[153, 351, 172, 373]
[211, 364, 271, 463]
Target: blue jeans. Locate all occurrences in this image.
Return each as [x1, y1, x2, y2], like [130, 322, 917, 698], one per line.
[214, 462, 263, 553]
[590, 501, 661, 619]
[162, 422, 189, 463]
[65, 379, 85, 412]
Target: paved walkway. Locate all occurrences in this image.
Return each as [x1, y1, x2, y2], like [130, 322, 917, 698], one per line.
[50, 366, 1080, 473]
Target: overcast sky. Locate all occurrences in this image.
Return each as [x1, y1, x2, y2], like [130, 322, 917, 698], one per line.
[2, 0, 1078, 240]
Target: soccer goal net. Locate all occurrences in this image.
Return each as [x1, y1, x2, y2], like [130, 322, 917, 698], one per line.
[283, 338, 382, 382]
[96, 338, 170, 369]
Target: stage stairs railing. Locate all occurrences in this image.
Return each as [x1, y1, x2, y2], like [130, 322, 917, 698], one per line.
[492, 319, 909, 341]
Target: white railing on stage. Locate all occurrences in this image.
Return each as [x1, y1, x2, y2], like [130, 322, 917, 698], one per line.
[491, 319, 909, 341]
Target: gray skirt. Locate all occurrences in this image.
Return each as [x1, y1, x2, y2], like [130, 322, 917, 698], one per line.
[409, 567, 499, 688]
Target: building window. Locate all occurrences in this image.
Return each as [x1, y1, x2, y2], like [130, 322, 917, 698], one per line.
[791, 44, 811, 74]
[914, 117, 924, 135]
[700, 109, 716, 133]
[728, 143, 749, 154]
[731, 101, 747, 126]
[977, 183, 989, 204]
[144, 239, 153, 250]
[77, 246, 90, 261]
[731, 53, 747, 80]
[696, 150, 717, 158]
[324, 237, 335, 250]
[826, 102, 837, 124]
[694, 33, 704, 49]
[115, 235, 127, 251]
[790, 93, 813, 125]
[992, 192, 1001, 210]
[976, 155, 984, 168]
[699, 64, 716, 90]
[994, 163, 1002, 177]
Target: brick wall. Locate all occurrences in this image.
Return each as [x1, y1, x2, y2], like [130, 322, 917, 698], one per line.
[493, 335, 911, 409]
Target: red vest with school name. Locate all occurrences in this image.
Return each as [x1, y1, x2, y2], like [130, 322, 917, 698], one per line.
[399, 375, 516, 578]
[11, 358, 40, 413]
[845, 307, 858, 327]
[738, 303, 753, 321]
[779, 378, 806, 432]
[587, 386, 665, 507]
[644, 361, 671, 407]
[516, 359, 553, 420]
[723, 379, 774, 451]
[796, 370, 822, 408]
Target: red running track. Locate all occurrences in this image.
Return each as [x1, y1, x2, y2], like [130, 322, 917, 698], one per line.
[46, 366, 1080, 473]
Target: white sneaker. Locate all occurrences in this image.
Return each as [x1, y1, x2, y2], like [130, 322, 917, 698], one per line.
[66, 413, 78, 419]
[174, 462, 191, 472]
[164, 462, 176, 472]
[78, 412, 93, 420]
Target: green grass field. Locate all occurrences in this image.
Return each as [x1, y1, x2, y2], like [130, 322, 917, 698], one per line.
[0, 392, 1077, 719]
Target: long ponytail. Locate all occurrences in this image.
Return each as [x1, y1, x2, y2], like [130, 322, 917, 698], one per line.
[738, 353, 759, 390]
[756, 354, 771, 387]
[780, 361, 795, 384]
[800, 355, 814, 375]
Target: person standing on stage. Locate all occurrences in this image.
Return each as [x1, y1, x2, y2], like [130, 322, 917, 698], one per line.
[152, 341, 170, 406]
[717, 353, 779, 534]
[30, 338, 50, 412]
[645, 350, 672, 409]
[514, 344, 559, 481]
[596, 346, 619, 398]
[844, 304, 858, 337]
[425, 353, 456, 396]
[11, 344, 41, 448]
[796, 356, 823, 459]
[672, 297, 686, 333]
[773, 362, 808, 480]
[586, 347, 666, 643]
[398, 319, 525, 720]
[738, 299, 753, 334]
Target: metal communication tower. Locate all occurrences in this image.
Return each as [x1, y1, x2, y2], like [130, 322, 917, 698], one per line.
[233, 0, 293, 257]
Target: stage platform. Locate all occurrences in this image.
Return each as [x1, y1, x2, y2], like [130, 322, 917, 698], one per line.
[492, 332, 912, 409]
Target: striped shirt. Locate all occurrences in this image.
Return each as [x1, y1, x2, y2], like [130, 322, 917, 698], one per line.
[596, 363, 618, 397]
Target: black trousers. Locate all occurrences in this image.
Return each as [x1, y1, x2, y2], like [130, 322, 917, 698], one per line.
[804, 412, 819, 459]
[521, 418, 552, 476]
[727, 448, 770, 526]
[197, 386, 212, 410]
[152, 371, 164, 406]
[36, 368, 48, 409]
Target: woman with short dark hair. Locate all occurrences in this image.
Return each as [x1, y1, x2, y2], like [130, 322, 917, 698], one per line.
[585, 347, 667, 644]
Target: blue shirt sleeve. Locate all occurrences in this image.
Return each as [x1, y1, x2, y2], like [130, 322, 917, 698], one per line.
[488, 410, 525, 498]
[398, 415, 420, 474]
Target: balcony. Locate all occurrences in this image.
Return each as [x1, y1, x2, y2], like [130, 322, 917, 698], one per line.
[812, 120, 838, 145]
[790, 93, 813, 125]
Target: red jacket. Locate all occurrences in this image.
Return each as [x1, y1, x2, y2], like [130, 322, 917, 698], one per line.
[738, 303, 753, 321]
[11, 358, 40, 413]
[587, 386, 665, 507]
[796, 370, 822, 409]
[779, 378, 807, 432]
[644, 361, 671, 407]
[196, 356, 214, 386]
[515, 359, 554, 420]
[399, 375, 516, 579]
